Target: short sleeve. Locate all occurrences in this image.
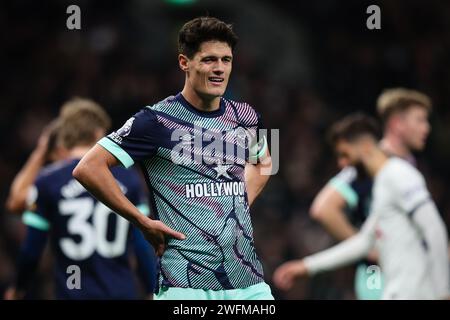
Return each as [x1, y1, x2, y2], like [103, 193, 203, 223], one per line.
[328, 166, 359, 209]
[390, 165, 430, 215]
[22, 176, 51, 232]
[97, 108, 162, 168]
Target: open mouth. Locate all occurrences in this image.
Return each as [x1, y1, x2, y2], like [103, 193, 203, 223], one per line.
[208, 77, 224, 83]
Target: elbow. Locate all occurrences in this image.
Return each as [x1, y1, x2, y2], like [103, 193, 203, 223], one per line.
[309, 202, 326, 222]
[6, 196, 25, 214]
[72, 160, 90, 184]
[6, 187, 28, 214]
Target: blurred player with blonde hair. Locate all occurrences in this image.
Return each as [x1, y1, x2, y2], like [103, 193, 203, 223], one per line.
[5, 98, 157, 299]
[274, 113, 449, 299]
[308, 88, 434, 299]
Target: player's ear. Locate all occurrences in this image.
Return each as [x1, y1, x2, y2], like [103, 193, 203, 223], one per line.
[178, 54, 189, 72]
[388, 114, 403, 133]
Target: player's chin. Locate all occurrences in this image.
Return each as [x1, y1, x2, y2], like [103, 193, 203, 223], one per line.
[207, 87, 226, 97]
[411, 140, 426, 151]
[206, 83, 227, 95]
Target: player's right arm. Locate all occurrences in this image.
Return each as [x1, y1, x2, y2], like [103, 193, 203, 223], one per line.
[73, 145, 185, 256]
[6, 123, 56, 213]
[310, 184, 357, 241]
[412, 201, 450, 299]
[310, 167, 358, 241]
[392, 163, 450, 299]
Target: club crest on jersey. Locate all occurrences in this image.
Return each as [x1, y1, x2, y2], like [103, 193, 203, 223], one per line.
[117, 117, 135, 137]
[108, 117, 135, 144]
[235, 127, 250, 148]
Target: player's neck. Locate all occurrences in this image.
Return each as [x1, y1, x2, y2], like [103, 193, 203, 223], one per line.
[362, 148, 389, 177]
[379, 134, 412, 159]
[68, 146, 92, 159]
[181, 87, 221, 111]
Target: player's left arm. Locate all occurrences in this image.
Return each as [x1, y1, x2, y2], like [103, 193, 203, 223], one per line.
[245, 140, 272, 207]
[412, 201, 450, 299]
[395, 170, 450, 299]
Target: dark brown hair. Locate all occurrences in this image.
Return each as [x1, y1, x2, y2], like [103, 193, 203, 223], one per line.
[328, 113, 381, 146]
[178, 16, 238, 58]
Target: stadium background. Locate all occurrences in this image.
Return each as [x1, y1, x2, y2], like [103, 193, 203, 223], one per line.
[1, 0, 449, 299]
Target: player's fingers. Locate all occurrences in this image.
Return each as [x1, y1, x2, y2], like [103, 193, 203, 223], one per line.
[274, 264, 298, 290]
[280, 272, 295, 290]
[273, 266, 289, 288]
[156, 222, 186, 240]
[274, 262, 291, 277]
[282, 279, 294, 291]
[274, 274, 291, 291]
[167, 230, 186, 240]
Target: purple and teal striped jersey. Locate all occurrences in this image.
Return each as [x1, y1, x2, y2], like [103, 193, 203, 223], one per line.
[98, 93, 267, 290]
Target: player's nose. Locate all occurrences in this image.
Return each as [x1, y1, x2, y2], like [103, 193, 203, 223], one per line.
[212, 68, 224, 76]
[212, 62, 225, 74]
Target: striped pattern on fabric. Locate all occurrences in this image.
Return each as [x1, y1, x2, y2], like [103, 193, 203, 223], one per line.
[141, 95, 264, 290]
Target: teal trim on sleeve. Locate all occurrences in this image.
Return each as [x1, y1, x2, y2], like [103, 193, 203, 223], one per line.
[329, 177, 359, 209]
[97, 137, 134, 169]
[22, 211, 50, 231]
[255, 135, 268, 159]
[137, 204, 150, 216]
[249, 135, 268, 163]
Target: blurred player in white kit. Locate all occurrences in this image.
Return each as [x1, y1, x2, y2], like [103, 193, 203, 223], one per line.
[274, 113, 449, 300]
[309, 88, 436, 299]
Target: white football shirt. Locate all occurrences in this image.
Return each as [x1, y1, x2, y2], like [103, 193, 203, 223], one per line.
[304, 158, 449, 299]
